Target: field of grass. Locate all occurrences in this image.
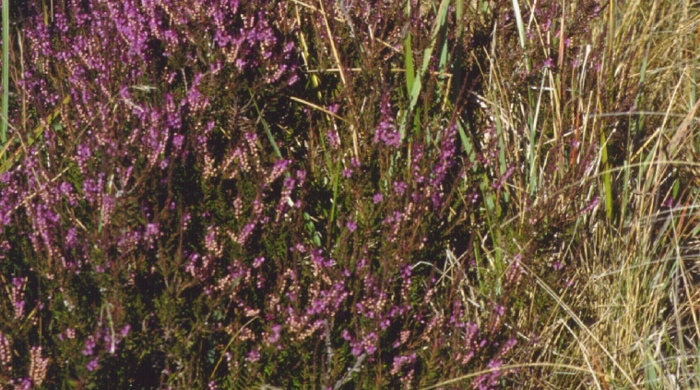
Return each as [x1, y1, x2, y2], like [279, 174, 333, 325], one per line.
[0, 0, 699, 388]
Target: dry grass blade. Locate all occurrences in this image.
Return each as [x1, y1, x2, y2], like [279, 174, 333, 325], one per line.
[420, 362, 611, 390]
[666, 97, 700, 161]
[316, 0, 346, 86]
[521, 263, 639, 388]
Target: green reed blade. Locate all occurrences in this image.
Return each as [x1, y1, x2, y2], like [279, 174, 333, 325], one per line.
[399, 0, 450, 142]
[404, 32, 414, 96]
[511, 0, 530, 72]
[451, 0, 464, 104]
[404, 1, 414, 96]
[2, 0, 9, 147]
[250, 90, 283, 160]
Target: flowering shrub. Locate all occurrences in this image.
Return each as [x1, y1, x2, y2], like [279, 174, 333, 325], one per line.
[4, 0, 675, 388]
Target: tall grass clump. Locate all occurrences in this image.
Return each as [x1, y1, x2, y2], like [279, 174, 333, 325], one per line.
[469, 0, 700, 388]
[0, 0, 698, 389]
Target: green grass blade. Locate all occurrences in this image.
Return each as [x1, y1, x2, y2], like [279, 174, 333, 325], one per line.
[2, 0, 9, 146]
[451, 0, 464, 104]
[404, 0, 414, 95]
[250, 90, 283, 160]
[329, 159, 340, 228]
[644, 347, 659, 389]
[511, 0, 530, 72]
[404, 32, 414, 96]
[528, 74, 546, 194]
[399, 0, 450, 141]
[456, 119, 476, 164]
[511, 0, 525, 49]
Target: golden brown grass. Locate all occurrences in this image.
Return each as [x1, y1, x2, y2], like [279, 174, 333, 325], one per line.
[453, 0, 700, 388]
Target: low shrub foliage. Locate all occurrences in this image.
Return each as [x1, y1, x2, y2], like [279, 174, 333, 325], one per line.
[1, 0, 699, 389]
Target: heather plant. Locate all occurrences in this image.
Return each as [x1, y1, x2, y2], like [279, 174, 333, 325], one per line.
[0, 0, 515, 388]
[1, 0, 699, 389]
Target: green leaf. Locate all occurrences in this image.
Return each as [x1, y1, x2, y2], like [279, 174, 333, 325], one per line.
[404, 0, 415, 96]
[404, 32, 415, 96]
[1, 0, 9, 147]
[398, 0, 450, 141]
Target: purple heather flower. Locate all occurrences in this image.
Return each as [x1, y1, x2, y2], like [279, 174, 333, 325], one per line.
[363, 332, 378, 355]
[288, 74, 299, 85]
[269, 324, 282, 343]
[493, 304, 505, 317]
[327, 130, 340, 149]
[65, 228, 77, 249]
[663, 196, 675, 208]
[364, 343, 377, 355]
[393, 181, 407, 196]
[269, 159, 291, 183]
[373, 93, 401, 148]
[86, 358, 99, 372]
[246, 348, 260, 363]
[12, 378, 32, 390]
[120, 325, 131, 338]
[492, 165, 515, 190]
[253, 257, 265, 268]
[356, 258, 367, 270]
[82, 337, 96, 356]
[580, 196, 599, 214]
[380, 318, 391, 330]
